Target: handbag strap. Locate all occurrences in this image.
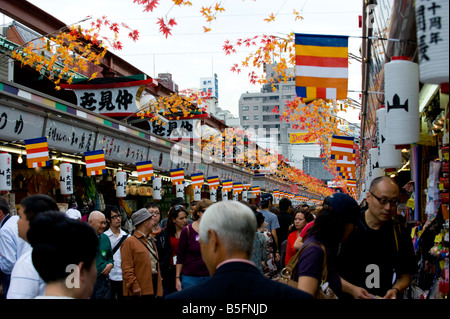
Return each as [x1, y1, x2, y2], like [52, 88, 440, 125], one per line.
[285, 241, 328, 283]
[112, 234, 129, 255]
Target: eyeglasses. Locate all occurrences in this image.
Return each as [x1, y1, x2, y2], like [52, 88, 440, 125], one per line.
[369, 191, 399, 207]
[110, 215, 121, 220]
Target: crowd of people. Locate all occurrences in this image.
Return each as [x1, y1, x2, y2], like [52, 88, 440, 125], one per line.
[0, 176, 417, 300]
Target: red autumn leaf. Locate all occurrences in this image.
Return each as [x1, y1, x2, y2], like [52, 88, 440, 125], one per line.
[168, 18, 177, 27]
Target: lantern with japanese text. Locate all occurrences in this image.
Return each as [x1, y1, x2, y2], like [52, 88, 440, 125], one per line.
[176, 184, 184, 198]
[116, 171, 127, 198]
[415, 0, 449, 84]
[369, 147, 384, 181]
[0, 153, 12, 191]
[59, 163, 73, 195]
[152, 177, 162, 200]
[210, 188, 217, 202]
[385, 57, 420, 145]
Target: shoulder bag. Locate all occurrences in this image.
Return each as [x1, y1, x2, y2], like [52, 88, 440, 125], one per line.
[275, 241, 337, 299]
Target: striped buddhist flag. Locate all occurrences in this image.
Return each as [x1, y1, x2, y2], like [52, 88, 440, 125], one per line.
[233, 182, 243, 193]
[191, 172, 204, 188]
[24, 137, 50, 168]
[251, 186, 261, 195]
[222, 180, 233, 191]
[136, 160, 154, 182]
[207, 176, 220, 190]
[84, 149, 106, 176]
[295, 33, 349, 102]
[170, 168, 184, 185]
[331, 135, 355, 157]
[243, 183, 252, 191]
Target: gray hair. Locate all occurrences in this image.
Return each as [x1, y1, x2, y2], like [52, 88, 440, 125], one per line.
[88, 210, 104, 223]
[199, 201, 256, 256]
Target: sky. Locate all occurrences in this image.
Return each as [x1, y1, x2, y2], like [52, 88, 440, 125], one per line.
[9, 0, 363, 123]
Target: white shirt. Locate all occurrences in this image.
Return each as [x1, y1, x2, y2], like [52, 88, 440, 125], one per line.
[0, 215, 31, 274]
[7, 248, 46, 299]
[104, 228, 128, 281]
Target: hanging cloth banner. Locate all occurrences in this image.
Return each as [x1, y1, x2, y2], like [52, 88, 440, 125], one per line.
[222, 180, 233, 192]
[207, 176, 220, 190]
[251, 186, 261, 196]
[136, 160, 154, 182]
[191, 172, 204, 188]
[84, 149, 107, 176]
[295, 33, 349, 102]
[24, 136, 50, 168]
[170, 168, 185, 185]
[233, 182, 243, 194]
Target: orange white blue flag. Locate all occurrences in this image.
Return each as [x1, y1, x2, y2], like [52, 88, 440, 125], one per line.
[136, 160, 154, 182]
[84, 149, 106, 176]
[25, 137, 50, 168]
[295, 33, 349, 102]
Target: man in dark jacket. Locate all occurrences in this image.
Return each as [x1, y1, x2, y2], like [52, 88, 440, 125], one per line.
[166, 201, 312, 300]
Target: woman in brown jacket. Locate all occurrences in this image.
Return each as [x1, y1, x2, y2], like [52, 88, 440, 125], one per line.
[121, 208, 163, 298]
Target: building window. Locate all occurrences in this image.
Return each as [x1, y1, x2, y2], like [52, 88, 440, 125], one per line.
[243, 116, 249, 120]
[254, 125, 259, 129]
[254, 115, 259, 120]
[243, 97, 253, 101]
[253, 105, 259, 111]
[242, 106, 249, 111]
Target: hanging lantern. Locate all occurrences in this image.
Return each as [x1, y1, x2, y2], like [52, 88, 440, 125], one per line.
[385, 57, 420, 145]
[0, 153, 12, 191]
[369, 147, 384, 180]
[59, 162, 73, 195]
[193, 187, 201, 201]
[116, 171, 127, 198]
[176, 184, 184, 198]
[415, 0, 449, 84]
[152, 177, 162, 200]
[222, 189, 228, 201]
[210, 188, 217, 202]
[376, 106, 402, 168]
[242, 190, 248, 201]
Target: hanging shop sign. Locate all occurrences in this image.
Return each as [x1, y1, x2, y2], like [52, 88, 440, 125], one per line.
[148, 148, 172, 172]
[0, 104, 45, 142]
[289, 132, 317, 144]
[46, 119, 96, 153]
[385, 57, 420, 145]
[96, 133, 148, 164]
[150, 119, 201, 140]
[0, 152, 12, 191]
[61, 78, 158, 118]
[415, 0, 449, 84]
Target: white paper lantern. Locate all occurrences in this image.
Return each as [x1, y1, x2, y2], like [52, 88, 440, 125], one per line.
[376, 107, 402, 168]
[385, 57, 420, 144]
[222, 190, 228, 201]
[176, 184, 184, 198]
[242, 190, 248, 201]
[194, 187, 201, 201]
[59, 163, 73, 195]
[116, 171, 127, 198]
[152, 177, 162, 200]
[369, 147, 384, 180]
[415, 0, 449, 84]
[233, 192, 239, 201]
[210, 188, 217, 202]
[0, 153, 12, 191]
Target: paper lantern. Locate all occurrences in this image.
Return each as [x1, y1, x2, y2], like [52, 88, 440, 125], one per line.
[116, 171, 127, 198]
[222, 190, 228, 201]
[369, 148, 384, 180]
[59, 163, 73, 195]
[210, 188, 217, 202]
[415, 0, 449, 84]
[193, 187, 201, 201]
[242, 190, 248, 201]
[376, 107, 402, 168]
[152, 177, 162, 200]
[385, 57, 420, 144]
[0, 153, 12, 191]
[176, 184, 184, 198]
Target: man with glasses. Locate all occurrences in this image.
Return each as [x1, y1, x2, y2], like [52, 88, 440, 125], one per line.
[104, 205, 129, 299]
[337, 176, 416, 299]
